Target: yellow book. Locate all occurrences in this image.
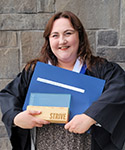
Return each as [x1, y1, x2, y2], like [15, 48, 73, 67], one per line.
[27, 105, 69, 123]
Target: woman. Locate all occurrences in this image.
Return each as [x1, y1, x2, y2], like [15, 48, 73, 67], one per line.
[0, 11, 125, 150]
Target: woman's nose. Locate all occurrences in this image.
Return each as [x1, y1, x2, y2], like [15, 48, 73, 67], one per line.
[59, 36, 67, 44]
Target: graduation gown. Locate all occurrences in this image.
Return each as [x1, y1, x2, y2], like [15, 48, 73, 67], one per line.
[0, 59, 125, 150]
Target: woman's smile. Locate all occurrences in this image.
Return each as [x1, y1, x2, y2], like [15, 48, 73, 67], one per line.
[58, 46, 70, 50]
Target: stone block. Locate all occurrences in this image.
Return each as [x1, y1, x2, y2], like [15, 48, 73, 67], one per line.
[37, 0, 55, 13]
[0, 13, 52, 30]
[0, 79, 12, 90]
[0, 31, 17, 47]
[117, 62, 125, 70]
[0, 0, 37, 13]
[0, 138, 12, 150]
[120, 0, 125, 45]
[0, 109, 3, 125]
[97, 30, 118, 46]
[0, 125, 8, 138]
[21, 31, 44, 63]
[0, 110, 11, 150]
[123, 143, 125, 150]
[0, 48, 19, 78]
[97, 48, 125, 62]
[86, 30, 96, 55]
[55, 0, 120, 29]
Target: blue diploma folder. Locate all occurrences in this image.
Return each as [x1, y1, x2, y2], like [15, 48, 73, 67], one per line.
[23, 61, 105, 121]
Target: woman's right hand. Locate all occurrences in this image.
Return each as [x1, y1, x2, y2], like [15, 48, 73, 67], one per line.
[13, 110, 50, 129]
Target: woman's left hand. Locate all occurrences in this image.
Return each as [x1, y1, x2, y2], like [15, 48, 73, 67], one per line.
[64, 114, 96, 134]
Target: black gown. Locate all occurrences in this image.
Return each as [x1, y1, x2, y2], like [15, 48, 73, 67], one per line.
[0, 59, 125, 150]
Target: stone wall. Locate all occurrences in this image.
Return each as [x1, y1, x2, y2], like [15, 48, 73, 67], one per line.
[0, 0, 125, 149]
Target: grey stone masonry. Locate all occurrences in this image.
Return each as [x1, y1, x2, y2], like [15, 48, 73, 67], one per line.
[21, 31, 44, 63]
[0, 14, 53, 30]
[37, 0, 55, 13]
[87, 31, 96, 55]
[55, 0, 120, 29]
[0, 48, 19, 78]
[0, 110, 12, 150]
[120, 0, 125, 45]
[97, 30, 118, 46]
[0, 0, 125, 150]
[97, 48, 125, 62]
[0, 0, 37, 14]
[0, 31, 17, 47]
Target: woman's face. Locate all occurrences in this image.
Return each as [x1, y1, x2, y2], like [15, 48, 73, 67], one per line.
[49, 18, 79, 65]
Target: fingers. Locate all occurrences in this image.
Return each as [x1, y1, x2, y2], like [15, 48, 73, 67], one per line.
[28, 109, 42, 115]
[27, 110, 50, 127]
[64, 121, 76, 133]
[13, 110, 50, 129]
[65, 122, 81, 134]
[35, 123, 43, 128]
[27, 110, 50, 124]
[36, 118, 50, 125]
[64, 121, 71, 130]
[64, 114, 90, 134]
[35, 119, 50, 128]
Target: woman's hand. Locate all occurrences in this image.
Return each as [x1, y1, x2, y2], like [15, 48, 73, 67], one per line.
[64, 114, 96, 134]
[13, 110, 50, 129]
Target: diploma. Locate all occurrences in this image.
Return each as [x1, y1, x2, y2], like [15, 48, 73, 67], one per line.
[23, 62, 105, 122]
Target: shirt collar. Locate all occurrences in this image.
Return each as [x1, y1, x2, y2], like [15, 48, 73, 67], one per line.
[72, 58, 83, 73]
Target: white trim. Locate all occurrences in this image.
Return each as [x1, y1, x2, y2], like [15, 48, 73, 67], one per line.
[37, 77, 85, 93]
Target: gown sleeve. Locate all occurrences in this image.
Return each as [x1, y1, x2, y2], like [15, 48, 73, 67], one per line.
[0, 65, 33, 138]
[84, 60, 125, 150]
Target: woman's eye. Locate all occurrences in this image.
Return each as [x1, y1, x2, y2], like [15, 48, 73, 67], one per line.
[65, 32, 72, 35]
[50, 34, 59, 38]
[52, 34, 58, 38]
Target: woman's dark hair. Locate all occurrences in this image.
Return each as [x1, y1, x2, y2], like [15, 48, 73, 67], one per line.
[26, 11, 101, 70]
